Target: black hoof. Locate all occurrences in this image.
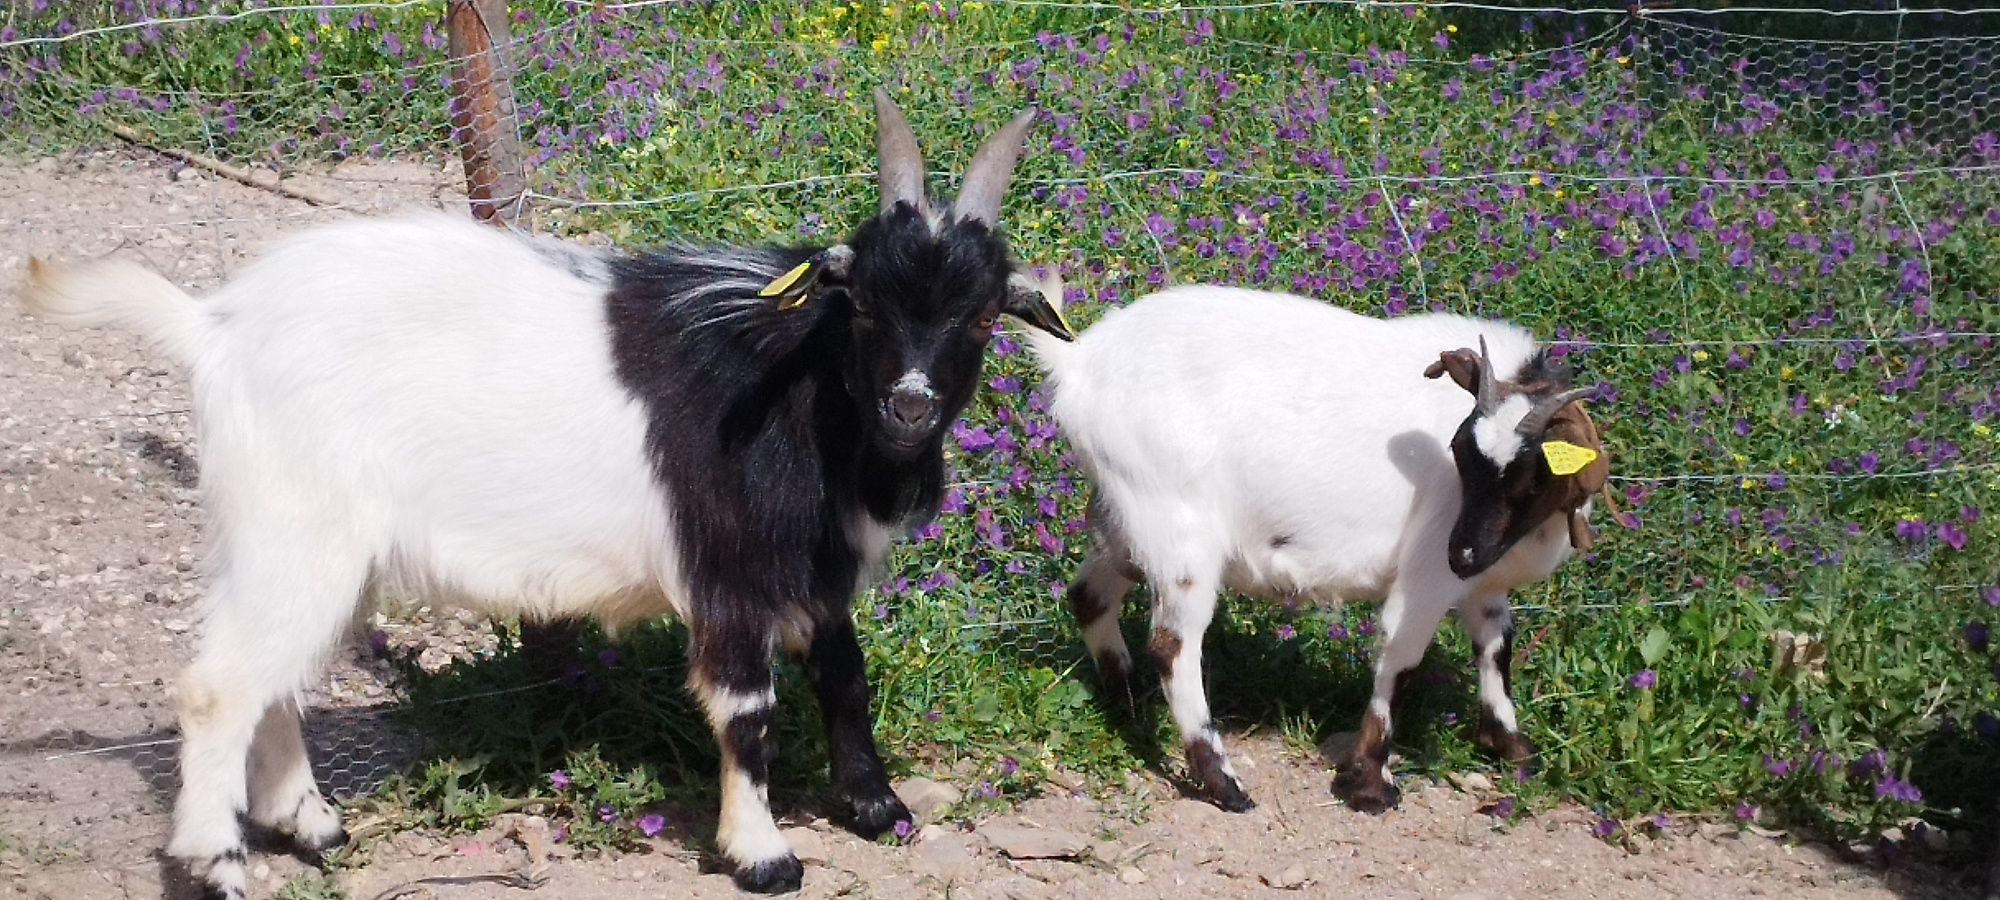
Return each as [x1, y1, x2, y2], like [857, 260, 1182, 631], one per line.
[1332, 767, 1400, 814]
[733, 853, 804, 894]
[845, 793, 913, 840]
[1208, 780, 1257, 813]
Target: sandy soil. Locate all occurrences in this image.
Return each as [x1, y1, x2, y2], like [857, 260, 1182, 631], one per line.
[0, 151, 1988, 900]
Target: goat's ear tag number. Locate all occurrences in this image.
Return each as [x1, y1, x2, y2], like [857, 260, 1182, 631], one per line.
[759, 260, 816, 305]
[1542, 440, 1599, 476]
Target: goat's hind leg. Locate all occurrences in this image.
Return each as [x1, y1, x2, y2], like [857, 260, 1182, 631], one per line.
[247, 698, 348, 855]
[170, 530, 369, 899]
[1148, 568, 1254, 812]
[1066, 540, 1143, 715]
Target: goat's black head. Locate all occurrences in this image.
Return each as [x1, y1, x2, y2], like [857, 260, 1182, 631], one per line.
[778, 89, 1072, 460]
[1426, 337, 1609, 579]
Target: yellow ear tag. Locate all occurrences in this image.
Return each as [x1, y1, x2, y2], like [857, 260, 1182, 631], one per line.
[758, 260, 815, 300]
[1542, 440, 1599, 476]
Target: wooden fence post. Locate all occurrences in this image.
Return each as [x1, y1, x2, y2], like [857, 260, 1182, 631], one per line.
[447, 0, 576, 667]
[445, 0, 529, 228]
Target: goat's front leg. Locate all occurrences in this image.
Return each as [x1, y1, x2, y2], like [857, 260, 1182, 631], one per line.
[1460, 594, 1534, 763]
[1150, 571, 1254, 812]
[690, 627, 799, 894]
[1333, 580, 1453, 813]
[801, 610, 913, 837]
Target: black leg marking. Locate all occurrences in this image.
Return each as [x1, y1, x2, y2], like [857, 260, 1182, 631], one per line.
[1331, 708, 1400, 814]
[802, 612, 911, 838]
[1185, 727, 1254, 812]
[735, 854, 806, 894]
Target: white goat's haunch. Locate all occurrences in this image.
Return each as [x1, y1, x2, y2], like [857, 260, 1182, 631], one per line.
[1026, 286, 1609, 813]
[21, 91, 1073, 899]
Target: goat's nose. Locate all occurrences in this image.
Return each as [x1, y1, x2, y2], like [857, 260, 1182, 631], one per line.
[889, 390, 935, 427]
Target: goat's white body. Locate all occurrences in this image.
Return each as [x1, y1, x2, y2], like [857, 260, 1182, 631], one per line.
[1033, 286, 1573, 603]
[161, 215, 692, 633]
[1030, 285, 1583, 810]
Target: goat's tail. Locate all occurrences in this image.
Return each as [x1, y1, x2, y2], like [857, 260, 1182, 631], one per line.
[22, 257, 206, 366]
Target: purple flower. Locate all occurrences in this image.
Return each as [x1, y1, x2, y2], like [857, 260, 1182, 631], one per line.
[1276, 624, 1297, 641]
[1967, 621, 1991, 652]
[598, 804, 619, 824]
[1491, 797, 1518, 820]
[597, 648, 620, 668]
[1629, 670, 1658, 690]
[1591, 817, 1621, 839]
[637, 813, 667, 837]
[1988, 586, 2000, 608]
[1974, 712, 2000, 740]
[1763, 755, 1793, 777]
[368, 629, 391, 654]
[548, 770, 571, 791]
[1328, 623, 1351, 641]
[999, 756, 1020, 777]
[1875, 775, 1923, 805]
[1938, 523, 1969, 551]
[893, 819, 916, 841]
[1735, 803, 1759, 821]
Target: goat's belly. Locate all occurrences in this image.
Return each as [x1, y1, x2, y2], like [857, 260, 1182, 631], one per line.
[1222, 549, 1395, 607]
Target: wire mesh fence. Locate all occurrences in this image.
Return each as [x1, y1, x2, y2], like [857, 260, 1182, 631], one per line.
[3, 0, 1998, 877]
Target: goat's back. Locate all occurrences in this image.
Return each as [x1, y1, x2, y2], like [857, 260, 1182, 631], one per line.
[1044, 286, 1542, 596]
[188, 213, 677, 622]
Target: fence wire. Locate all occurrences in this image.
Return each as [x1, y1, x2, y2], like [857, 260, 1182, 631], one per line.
[3, 0, 1998, 877]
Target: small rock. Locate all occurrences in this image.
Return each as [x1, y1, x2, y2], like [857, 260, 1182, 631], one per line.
[914, 833, 974, 881]
[1046, 768, 1086, 792]
[1260, 864, 1309, 890]
[250, 862, 270, 881]
[1119, 866, 1148, 885]
[894, 777, 963, 821]
[978, 824, 1089, 860]
[1446, 772, 1494, 793]
[782, 827, 827, 865]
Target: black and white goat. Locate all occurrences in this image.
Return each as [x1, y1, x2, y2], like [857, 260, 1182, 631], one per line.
[1025, 286, 1608, 813]
[21, 90, 1072, 897]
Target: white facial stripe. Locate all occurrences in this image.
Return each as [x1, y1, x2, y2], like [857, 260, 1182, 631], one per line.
[1473, 394, 1532, 467]
[893, 369, 934, 398]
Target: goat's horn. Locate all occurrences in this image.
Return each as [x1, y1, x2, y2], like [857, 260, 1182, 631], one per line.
[1515, 385, 1596, 437]
[1474, 335, 1500, 414]
[954, 107, 1038, 226]
[874, 87, 927, 216]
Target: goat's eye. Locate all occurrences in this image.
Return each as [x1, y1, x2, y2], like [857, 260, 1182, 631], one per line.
[975, 312, 998, 331]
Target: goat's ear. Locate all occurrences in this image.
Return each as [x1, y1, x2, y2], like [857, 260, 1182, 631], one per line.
[1003, 264, 1074, 341]
[1548, 402, 1611, 494]
[1425, 347, 1483, 395]
[761, 245, 853, 311]
[874, 88, 929, 217]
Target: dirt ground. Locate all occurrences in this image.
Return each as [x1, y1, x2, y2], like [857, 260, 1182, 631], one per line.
[0, 151, 1990, 900]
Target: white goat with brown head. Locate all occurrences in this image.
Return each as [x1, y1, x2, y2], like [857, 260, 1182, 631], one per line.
[1026, 285, 1608, 812]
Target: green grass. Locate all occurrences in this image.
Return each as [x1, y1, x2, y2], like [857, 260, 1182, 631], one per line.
[5, 0, 1998, 860]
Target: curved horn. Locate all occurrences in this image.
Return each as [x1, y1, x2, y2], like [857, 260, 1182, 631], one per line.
[953, 107, 1038, 226]
[1514, 385, 1596, 437]
[874, 87, 927, 216]
[1474, 335, 1499, 414]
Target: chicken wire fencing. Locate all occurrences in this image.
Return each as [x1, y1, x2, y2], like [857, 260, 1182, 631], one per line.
[4, 0, 2000, 876]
